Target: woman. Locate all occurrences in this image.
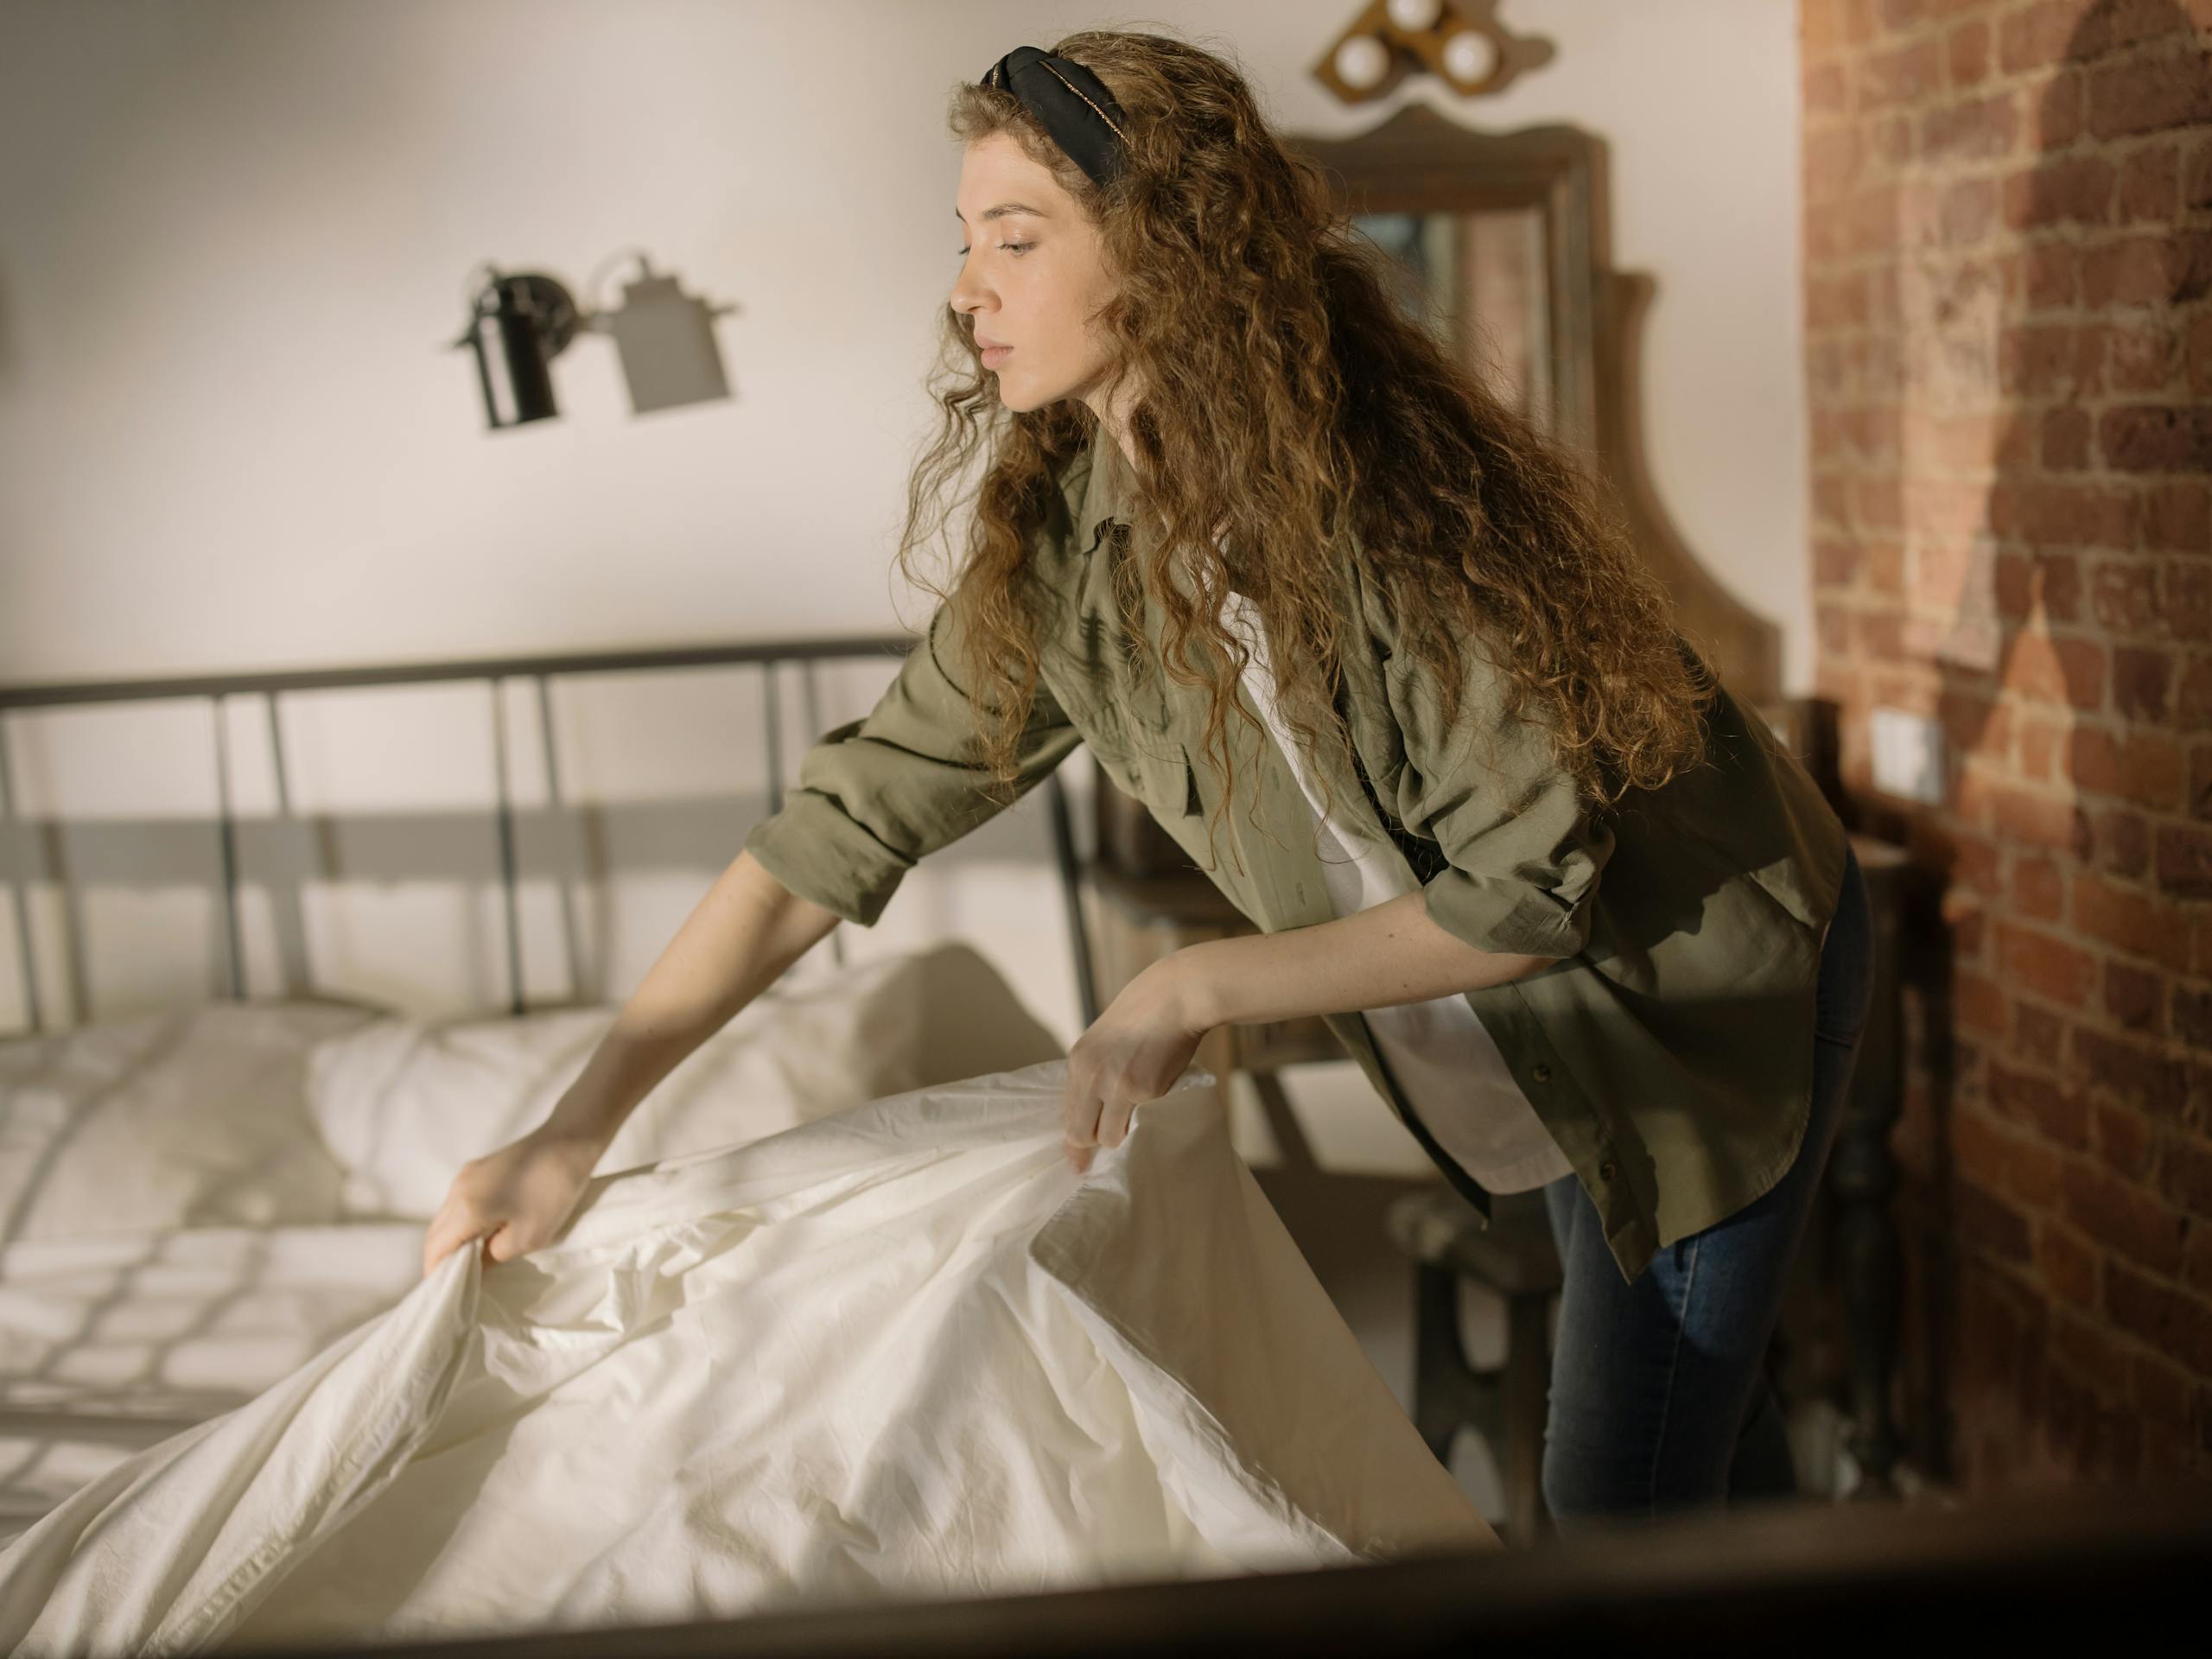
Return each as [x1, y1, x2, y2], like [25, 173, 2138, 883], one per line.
[424, 31, 1872, 1533]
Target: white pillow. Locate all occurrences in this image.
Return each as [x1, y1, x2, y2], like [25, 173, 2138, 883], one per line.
[0, 1001, 382, 1241]
[306, 942, 1064, 1219]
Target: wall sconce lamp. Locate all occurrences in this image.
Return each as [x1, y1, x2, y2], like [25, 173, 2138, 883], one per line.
[449, 252, 737, 430]
[1314, 0, 1554, 106]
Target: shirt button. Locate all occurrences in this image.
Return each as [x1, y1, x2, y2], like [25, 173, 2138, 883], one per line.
[1531, 1063, 1552, 1084]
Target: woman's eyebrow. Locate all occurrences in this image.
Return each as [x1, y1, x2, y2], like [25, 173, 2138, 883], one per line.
[952, 202, 1049, 223]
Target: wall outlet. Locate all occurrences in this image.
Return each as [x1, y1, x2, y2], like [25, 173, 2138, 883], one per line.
[1869, 705, 1946, 804]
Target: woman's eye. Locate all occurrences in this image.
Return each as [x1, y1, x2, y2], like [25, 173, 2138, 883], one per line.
[955, 242, 1034, 257]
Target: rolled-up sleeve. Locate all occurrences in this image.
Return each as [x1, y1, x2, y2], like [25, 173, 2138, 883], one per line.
[1379, 616, 1614, 962]
[743, 600, 1082, 926]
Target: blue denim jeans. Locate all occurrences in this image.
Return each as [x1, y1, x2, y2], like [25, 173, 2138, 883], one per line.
[1537, 842, 1873, 1531]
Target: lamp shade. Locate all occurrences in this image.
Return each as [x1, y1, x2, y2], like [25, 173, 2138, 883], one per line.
[451, 271, 580, 429]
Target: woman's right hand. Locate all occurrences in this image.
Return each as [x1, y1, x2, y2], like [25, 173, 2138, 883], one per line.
[420, 1123, 605, 1280]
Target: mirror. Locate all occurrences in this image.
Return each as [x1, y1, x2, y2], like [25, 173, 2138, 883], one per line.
[1357, 205, 1555, 433]
[1287, 103, 1783, 711]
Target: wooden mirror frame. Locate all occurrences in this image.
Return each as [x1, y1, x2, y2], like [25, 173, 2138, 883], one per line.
[1285, 101, 1783, 709]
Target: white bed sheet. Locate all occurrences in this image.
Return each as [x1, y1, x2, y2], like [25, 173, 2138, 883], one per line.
[0, 1221, 427, 1542]
[0, 1061, 1494, 1654]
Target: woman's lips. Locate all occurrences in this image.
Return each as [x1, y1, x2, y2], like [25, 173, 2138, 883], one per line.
[981, 346, 1012, 368]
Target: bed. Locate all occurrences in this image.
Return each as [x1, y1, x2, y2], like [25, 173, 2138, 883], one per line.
[0, 637, 1494, 1652]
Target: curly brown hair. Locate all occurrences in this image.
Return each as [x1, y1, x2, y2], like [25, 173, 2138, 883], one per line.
[895, 28, 1712, 868]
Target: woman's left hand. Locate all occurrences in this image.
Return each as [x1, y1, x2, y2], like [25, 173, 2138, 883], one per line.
[1063, 950, 1215, 1174]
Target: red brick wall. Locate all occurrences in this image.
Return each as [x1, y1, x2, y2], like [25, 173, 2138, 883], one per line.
[1801, 0, 2212, 1489]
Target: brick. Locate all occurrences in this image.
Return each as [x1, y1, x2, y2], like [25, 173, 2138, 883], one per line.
[1815, 537, 1861, 588]
[1804, 59, 1848, 120]
[1997, 327, 2108, 401]
[2042, 406, 2092, 470]
[2099, 405, 2212, 475]
[2069, 724, 2183, 810]
[1989, 478, 2135, 550]
[2037, 1217, 2101, 1310]
[2170, 563, 2211, 645]
[2133, 1350, 2196, 1429]
[1861, 37, 1943, 110]
[2145, 482, 2211, 554]
[1866, 539, 1906, 597]
[2018, 710, 2062, 779]
[2073, 872, 2190, 971]
[1803, 0, 1845, 60]
[1999, 0, 2077, 75]
[2020, 241, 2078, 312]
[1855, 473, 1905, 531]
[1948, 19, 1990, 89]
[1988, 1057, 2093, 1147]
[2118, 142, 2182, 224]
[2176, 985, 2212, 1052]
[1960, 1179, 2035, 1264]
[1812, 471, 1851, 528]
[1993, 782, 2092, 854]
[2004, 154, 2115, 231]
[2088, 41, 2212, 143]
[2179, 655, 2212, 730]
[1999, 915, 2096, 1008]
[2105, 1259, 2212, 1376]
[2036, 67, 2087, 152]
[2105, 960, 2165, 1033]
[1851, 184, 1907, 255]
[2088, 561, 2162, 634]
[1874, 113, 1915, 170]
[2068, 1160, 2190, 1276]
[1861, 609, 1907, 662]
[1920, 93, 2025, 166]
[2051, 1305, 2132, 1394]
[2040, 553, 2091, 625]
[2187, 1219, 2212, 1297]
[2081, 232, 2212, 310]
[2012, 853, 2066, 921]
[2003, 632, 2107, 712]
[2108, 323, 2179, 394]
[2014, 999, 2067, 1068]
[1957, 968, 2010, 1037]
[2113, 648, 2175, 724]
[2085, 806, 2152, 880]
[2158, 823, 2212, 899]
[2074, 1027, 2196, 1123]
[2160, 1132, 2212, 1217]
[2095, 1101, 2157, 1181]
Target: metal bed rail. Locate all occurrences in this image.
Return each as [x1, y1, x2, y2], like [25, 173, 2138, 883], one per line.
[0, 636, 1098, 1037]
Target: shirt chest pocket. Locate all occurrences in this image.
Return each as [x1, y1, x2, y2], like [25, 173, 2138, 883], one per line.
[1070, 683, 1203, 818]
[1047, 632, 1204, 823]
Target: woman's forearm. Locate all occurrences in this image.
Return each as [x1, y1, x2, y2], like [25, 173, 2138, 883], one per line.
[540, 849, 841, 1153]
[1172, 890, 1556, 1030]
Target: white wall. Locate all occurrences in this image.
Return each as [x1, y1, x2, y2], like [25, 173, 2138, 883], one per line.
[0, 0, 1806, 1036]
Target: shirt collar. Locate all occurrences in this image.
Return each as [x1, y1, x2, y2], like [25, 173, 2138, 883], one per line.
[1074, 428, 1139, 556]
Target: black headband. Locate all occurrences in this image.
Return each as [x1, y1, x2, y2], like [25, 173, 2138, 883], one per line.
[980, 45, 1130, 187]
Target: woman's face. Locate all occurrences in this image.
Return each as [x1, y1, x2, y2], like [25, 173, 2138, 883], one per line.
[950, 132, 1119, 418]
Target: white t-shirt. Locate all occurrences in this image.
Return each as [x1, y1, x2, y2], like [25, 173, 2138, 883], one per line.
[1217, 589, 1573, 1194]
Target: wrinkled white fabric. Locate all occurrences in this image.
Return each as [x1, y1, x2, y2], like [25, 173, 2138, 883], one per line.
[0, 1061, 1492, 1655]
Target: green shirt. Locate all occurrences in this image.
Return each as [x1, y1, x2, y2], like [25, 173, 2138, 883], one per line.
[746, 433, 1849, 1284]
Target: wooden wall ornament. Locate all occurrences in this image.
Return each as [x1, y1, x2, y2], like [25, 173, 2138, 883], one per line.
[1313, 0, 1555, 107]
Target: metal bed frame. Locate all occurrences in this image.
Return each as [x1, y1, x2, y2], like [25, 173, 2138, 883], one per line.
[0, 636, 1101, 1038]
